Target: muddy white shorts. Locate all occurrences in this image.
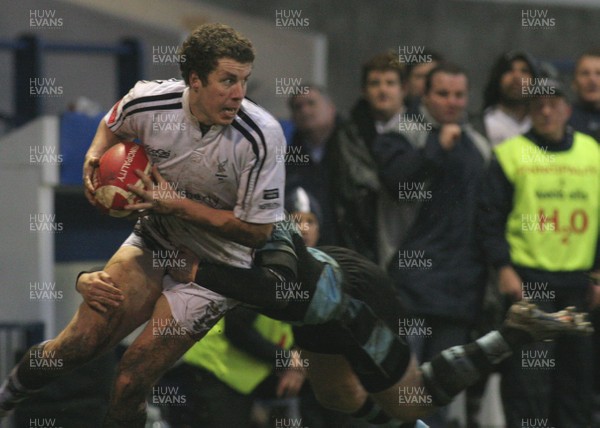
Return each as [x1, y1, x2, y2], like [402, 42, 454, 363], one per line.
[122, 232, 239, 337]
[161, 275, 239, 337]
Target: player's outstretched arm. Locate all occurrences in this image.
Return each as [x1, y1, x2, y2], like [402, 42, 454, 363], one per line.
[125, 166, 273, 248]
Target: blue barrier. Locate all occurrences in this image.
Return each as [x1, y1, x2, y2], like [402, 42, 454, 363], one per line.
[60, 112, 105, 185]
[0, 34, 142, 127]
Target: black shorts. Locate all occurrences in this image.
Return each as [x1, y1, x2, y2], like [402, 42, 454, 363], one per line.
[293, 246, 412, 393]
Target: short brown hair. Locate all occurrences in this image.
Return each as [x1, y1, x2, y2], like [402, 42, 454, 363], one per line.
[179, 23, 255, 85]
[361, 51, 406, 89]
[575, 48, 600, 73]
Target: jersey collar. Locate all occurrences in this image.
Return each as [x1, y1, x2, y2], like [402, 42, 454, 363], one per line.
[182, 86, 224, 135]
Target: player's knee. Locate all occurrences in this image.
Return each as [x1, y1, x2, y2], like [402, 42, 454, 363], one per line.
[113, 350, 153, 401]
[113, 370, 146, 402]
[113, 371, 135, 394]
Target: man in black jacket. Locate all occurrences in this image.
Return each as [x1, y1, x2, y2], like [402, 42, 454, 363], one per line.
[372, 62, 490, 428]
[328, 51, 406, 263]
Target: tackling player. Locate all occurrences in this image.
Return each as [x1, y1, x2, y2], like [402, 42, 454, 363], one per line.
[73, 219, 594, 426]
[179, 219, 594, 425]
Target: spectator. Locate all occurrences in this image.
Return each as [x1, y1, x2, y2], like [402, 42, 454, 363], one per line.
[286, 86, 340, 245]
[478, 77, 600, 427]
[372, 62, 491, 427]
[481, 51, 540, 146]
[403, 49, 444, 116]
[285, 187, 323, 247]
[329, 51, 406, 262]
[569, 49, 600, 426]
[569, 48, 600, 142]
[469, 50, 541, 426]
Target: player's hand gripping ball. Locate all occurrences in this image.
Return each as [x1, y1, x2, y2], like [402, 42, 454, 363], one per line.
[94, 141, 151, 217]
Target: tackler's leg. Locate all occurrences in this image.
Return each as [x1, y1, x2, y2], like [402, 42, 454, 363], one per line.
[373, 302, 594, 423]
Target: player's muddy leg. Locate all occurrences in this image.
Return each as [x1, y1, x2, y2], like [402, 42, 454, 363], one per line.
[103, 295, 197, 428]
[301, 351, 400, 425]
[0, 245, 164, 415]
[302, 351, 366, 412]
[371, 355, 433, 422]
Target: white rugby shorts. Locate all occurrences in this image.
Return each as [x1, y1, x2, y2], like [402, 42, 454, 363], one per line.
[122, 232, 239, 336]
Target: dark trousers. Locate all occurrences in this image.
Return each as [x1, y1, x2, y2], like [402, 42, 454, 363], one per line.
[158, 363, 369, 428]
[500, 285, 594, 428]
[407, 316, 472, 428]
[158, 363, 255, 428]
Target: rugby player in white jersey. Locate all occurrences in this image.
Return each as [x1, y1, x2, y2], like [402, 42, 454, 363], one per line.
[0, 23, 285, 427]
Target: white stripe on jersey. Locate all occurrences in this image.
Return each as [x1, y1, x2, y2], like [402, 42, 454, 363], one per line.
[103, 79, 286, 268]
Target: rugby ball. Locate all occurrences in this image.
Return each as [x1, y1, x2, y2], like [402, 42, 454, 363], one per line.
[94, 141, 151, 218]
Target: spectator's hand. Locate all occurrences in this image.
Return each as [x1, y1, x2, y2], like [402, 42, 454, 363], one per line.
[76, 271, 124, 313]
[276, 367, 306, 398]
[125, 165, 186, 215]
[83, 155, 101, 205]
[498, 265, 523, 301]
[276, 349, 306, 397]
[439, 124, 461, 151]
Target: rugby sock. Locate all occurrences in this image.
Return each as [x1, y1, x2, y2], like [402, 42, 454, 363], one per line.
[351, 397, 394, 424]
[420, 330, 514, 406]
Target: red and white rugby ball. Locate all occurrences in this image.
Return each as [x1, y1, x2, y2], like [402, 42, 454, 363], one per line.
[94, 141, 151, 218]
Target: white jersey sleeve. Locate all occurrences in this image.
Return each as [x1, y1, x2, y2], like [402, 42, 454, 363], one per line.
[103, 79, 182, 141]
[233, 104, 286, 224]
[103, 84, 138, 140]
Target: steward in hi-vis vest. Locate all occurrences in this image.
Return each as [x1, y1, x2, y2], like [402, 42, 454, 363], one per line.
[183, 312, 294, 394]
[478, 76, 599, 428]
[494, 131, 598, 271]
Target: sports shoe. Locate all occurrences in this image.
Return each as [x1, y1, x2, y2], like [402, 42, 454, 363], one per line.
[0, 375, 30, 417]
[505, 301, 593, 342]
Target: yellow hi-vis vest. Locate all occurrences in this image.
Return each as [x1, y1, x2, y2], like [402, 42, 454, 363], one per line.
[494, 132, 599, 271]
[182, 315, 294, 394]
